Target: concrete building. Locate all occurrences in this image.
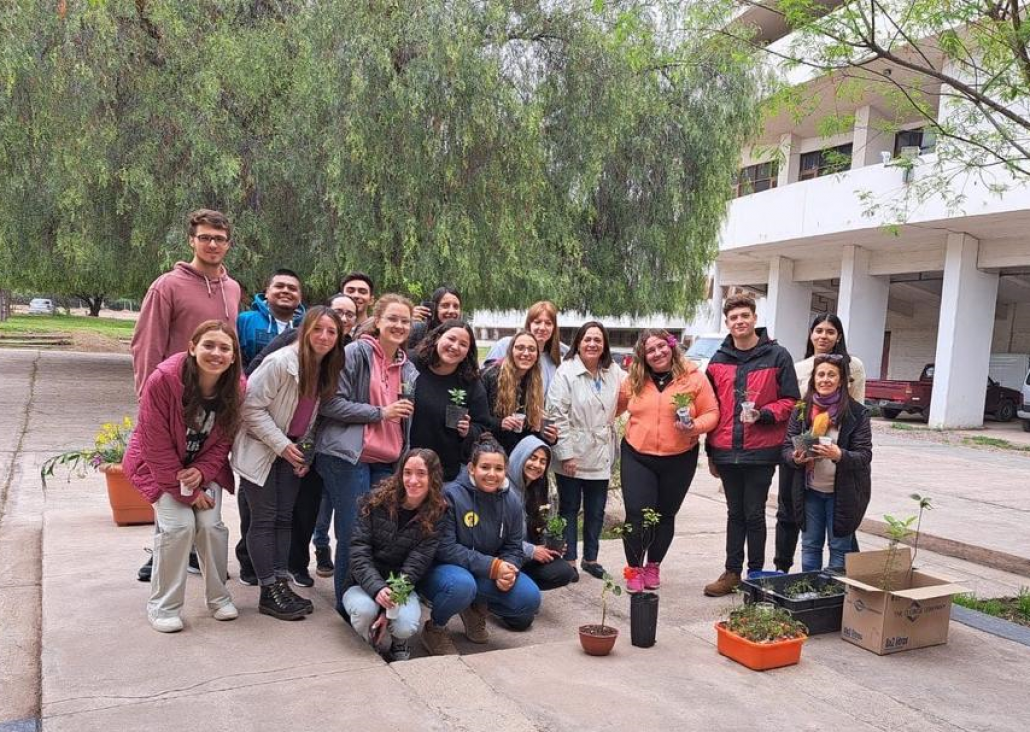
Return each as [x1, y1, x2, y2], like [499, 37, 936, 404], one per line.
[717, 2, 1030, 428]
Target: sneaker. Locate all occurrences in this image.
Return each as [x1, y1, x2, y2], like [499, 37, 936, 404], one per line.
[150, 615, 184, 633]
[459, 602, 489, 644]
[389, 638, 411, 662]
[643, 562, 661, 590]
[137, 554, 153, 583]
[315, 546, 334, 577]
[703, 571, 741, 598]
[290, 568, 315, 588]
[280, 579, 314, 615]
[238, 567, 258, 586]
[213, 602, 239, 621]
[187, 551, 201, 575]
[625, 569, 645, 594]
[421, 620, 459, 656]
[259, 581, 307, 621]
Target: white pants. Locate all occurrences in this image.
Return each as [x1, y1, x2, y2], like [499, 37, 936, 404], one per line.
[148, 489, 232, 621]
[342, 585, 422, 642]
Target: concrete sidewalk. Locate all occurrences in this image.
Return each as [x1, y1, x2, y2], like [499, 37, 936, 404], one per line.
[3, 349, 1030, 731]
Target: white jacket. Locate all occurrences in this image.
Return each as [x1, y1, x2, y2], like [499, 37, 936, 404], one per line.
[545, 355, 625, 480]
[231, 347, 317, 486]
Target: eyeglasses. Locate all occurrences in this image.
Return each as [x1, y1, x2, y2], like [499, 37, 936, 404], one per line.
[512, 345, 538, 354]
[193, 234, 230, 245]
[382, 316, 411, 326]
[339, 311, 357, 320]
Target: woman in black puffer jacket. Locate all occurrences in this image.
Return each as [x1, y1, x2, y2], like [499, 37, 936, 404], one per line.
[343, 448, 447, 661]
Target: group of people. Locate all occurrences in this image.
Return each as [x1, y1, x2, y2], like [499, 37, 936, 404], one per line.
[123, 208, 872, 661]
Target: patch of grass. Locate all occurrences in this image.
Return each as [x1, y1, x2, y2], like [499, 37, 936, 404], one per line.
[0, 314, 135, 339]
[953, 587, 1030, 627]
[963, 436, 1030, 452]
[890, 423, 917, 431]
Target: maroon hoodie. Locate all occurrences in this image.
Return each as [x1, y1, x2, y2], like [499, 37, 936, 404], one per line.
[131, 262, 241, 397]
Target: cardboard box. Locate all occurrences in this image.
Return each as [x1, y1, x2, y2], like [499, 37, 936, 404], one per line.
[837, 548, 967, 655]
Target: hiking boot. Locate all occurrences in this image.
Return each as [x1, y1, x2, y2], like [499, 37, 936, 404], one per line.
[137, 554, 153, 583]
[625, 568, 645, 594]
[421, 620, 459, 656]
[259, 581, 307, 621]
[643, 562, 661, 590]
[315, 546, 334, 577]
[459, 602, 489, 644]
[187, 550, 201, 575]
[290, 568, 315, 588]
[279, 579, 314, 615]
[389, 638, 412, 662]
[703, 571, 741, 598]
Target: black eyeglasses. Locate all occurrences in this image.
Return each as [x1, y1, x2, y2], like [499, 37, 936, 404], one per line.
[815, 354, 844, 364]
[193, 234, 230, 245]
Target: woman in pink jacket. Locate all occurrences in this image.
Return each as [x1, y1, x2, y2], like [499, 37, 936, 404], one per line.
[123, 320, 245, 633]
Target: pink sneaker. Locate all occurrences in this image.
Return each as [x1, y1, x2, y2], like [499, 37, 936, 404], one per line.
[625, 568, 645, 594]
[643, 563, 661, 590]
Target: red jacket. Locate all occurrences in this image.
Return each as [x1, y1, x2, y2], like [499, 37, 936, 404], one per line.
[123, 352, 242, 505]
[705, 329, 800, 465]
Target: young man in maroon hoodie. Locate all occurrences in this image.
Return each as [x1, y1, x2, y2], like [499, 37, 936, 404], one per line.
[130, 209, 242, 581]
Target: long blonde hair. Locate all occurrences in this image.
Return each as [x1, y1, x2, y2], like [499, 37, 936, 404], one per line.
[493, 331, 544, 431]
[627, 328, 689, 396]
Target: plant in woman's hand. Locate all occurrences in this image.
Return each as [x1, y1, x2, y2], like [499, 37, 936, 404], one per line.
[386, 572, 414, 606]
[447, 388, 467, 406]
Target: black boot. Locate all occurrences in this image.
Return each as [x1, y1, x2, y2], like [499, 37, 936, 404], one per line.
[259, 580, 307, 621]
[279, 578, 314, 615]
[137, 555, 153, 582]
[315, 546, 334, 577]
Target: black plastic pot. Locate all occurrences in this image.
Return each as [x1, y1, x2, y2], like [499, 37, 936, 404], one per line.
[740, 571, 845, 635]
[630, 592, 659, 648]
[542, 532, 564, 552]
[444, 404, 468, 429]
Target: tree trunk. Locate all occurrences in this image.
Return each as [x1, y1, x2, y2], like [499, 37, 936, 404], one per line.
[75, 294, 105, 317]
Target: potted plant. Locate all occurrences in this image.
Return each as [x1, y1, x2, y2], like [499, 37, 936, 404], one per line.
[385, 571, 414, 620]
[40, 417, 153, 526]
[671, 392, 694, 427]
[738, 388, 759, 423]
[613, 508, 661, 648]
[715, 601, 808, 671]
[792, 408, 831, 458]
[445, 388, 468, 429]
[540, 504, 567, 552]
[579, 572, 622, 656]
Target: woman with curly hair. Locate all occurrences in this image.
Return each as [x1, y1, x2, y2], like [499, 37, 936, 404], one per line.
[480, 330, 558, 456]
[616, 329, 718, 593]
[343, 448, 448, 662]
[409, 319, 492, 481]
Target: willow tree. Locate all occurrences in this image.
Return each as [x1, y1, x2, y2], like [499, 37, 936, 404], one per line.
[1, 0, 762, 317]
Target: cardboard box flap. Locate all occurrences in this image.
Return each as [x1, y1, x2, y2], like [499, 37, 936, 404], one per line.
[846, 548, 912, 578]
[891, 583, 968, 600]
[835, 575, 886, 593]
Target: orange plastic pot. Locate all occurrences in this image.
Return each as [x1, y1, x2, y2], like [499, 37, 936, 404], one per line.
[101, 464, 154, 527]
[715, 622, 806, 671]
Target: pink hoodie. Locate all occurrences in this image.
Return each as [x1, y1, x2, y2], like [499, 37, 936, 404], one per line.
[130, 262, 242, 397]
[359, 335, 406, 464]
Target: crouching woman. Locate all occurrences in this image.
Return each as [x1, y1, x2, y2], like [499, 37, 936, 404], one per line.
[123, 320, 244, 633]
[343, 448, 447, 662]
[418, 435, 541, 655]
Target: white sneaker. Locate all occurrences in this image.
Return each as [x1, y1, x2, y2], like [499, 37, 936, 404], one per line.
[150, 615, 184, 633]
[212, 602, 239, 621]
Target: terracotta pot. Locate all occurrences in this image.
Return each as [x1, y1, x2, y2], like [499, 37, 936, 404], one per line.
[101, 464, 154, 527]
[578, 624, 619, 656]
[715, 621, 806, 671]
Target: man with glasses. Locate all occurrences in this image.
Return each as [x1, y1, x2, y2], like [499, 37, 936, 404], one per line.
[130, 209, 242, 582]
[235, 294, 356, 586]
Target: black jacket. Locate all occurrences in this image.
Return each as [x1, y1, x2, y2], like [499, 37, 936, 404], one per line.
[345, 496, 441, 598]
[782, 398, 872, 537]
[480, 364, 553, 457]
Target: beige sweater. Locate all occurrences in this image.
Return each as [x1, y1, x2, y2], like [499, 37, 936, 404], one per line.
[795, 355, 866, 401]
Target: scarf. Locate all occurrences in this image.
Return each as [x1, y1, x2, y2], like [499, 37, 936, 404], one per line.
[811, 389, 844, 425]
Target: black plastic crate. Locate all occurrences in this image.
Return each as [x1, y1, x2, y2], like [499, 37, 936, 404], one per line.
[741, 571, 845, 635]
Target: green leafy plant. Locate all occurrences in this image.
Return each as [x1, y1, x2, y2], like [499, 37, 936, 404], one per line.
[597, 572, 623, 632]
[447, 388, 467, 406]
[909, 493, 933, 571]
[723, 603, 807, 643]
[613, 508, 661, 582]
[386, 572, 414, 606]
[40, 416, 134, 488]
[671, 392, 694, 410]
[541, 506, 567, 538]
[881, 514, 917, 592]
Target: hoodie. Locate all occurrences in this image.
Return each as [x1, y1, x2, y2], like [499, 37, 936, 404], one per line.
[507, 436, 551, 558]
[236, 294, 306, 366]
[131, 262, 241, 397]
[436, 468, 526, 577]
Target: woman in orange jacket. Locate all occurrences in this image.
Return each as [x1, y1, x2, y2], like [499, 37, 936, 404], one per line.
[616, 329, 719, 593]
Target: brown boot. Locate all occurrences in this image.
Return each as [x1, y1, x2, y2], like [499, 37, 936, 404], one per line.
[421, 620, 459, 656]
[703, 571, 741, 597]
[459, 602, 489, 644]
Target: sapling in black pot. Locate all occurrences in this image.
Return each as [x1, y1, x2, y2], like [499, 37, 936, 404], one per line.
[445, 388, 468, 429]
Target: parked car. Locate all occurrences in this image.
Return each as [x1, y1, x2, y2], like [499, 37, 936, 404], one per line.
[684, 334, 724, 372]
[1017, 367, 1030, 432]
[27, 298, 55, 315]
[866, 363, 1022, 422]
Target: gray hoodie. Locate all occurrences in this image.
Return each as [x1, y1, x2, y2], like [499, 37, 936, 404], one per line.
[507, 436, 552, 559]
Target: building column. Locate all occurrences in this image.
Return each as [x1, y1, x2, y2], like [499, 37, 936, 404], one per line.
[765, 256, 811, 360]
[777, 133, 801, 187]
[837, 245, 888, 381]
[928, 233, 998, 428]
[851, 105, 893, 169]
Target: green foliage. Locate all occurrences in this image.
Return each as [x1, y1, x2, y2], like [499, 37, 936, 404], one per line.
[386, 572, 415, 606]
[599, 571, 623, 631]
[953, 587, 1030, 627]
[1, 1, 763, 316]
[0, 314, 135, 339]
[723, 603, 807, 643]
[447, 388, 467, 406]
[40, 416, 134, 489]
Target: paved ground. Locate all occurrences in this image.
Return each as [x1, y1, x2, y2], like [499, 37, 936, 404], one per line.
[2, 349, 1030, 731]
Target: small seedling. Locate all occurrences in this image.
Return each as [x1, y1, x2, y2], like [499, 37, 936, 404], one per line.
[447, 388, 467, 406]
[386, 572, 414, 606]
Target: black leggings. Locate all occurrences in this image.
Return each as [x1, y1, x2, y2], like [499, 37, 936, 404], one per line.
[619, 440, 699, 566]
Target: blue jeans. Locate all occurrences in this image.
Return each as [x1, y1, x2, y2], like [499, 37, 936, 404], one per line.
[556, 474, 608, 562]
[417, 564, 541, 630]
[312, 491, 333, 549]
[314, 454, 394, 609]
[802, 490, 853, 572]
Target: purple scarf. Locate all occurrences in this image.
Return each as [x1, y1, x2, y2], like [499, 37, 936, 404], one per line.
[811, 389, 844, 426]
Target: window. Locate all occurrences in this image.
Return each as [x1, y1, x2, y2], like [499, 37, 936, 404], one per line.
[894, 127, 937, 157]
[734, 161, 778, 198]
[799, 144, 853, 180]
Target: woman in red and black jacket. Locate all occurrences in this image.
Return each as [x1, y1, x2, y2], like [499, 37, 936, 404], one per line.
[703, 295, 800, 597]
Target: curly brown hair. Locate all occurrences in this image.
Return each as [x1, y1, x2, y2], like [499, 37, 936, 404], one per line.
[362, 449, 447, 535]
[492, 331, 543, 431]
[626, 328, 689, 397]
